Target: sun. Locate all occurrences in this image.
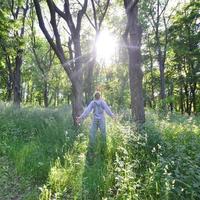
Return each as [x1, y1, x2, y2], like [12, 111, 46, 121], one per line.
[95, 30, 118, 65]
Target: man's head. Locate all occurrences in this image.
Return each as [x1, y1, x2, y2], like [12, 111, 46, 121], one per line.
[94, 91, 101, 100]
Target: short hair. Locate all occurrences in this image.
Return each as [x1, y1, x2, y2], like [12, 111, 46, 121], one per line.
[94, 91, 101, 99]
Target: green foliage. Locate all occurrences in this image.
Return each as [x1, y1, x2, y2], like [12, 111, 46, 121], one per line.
[0, 104, 200, 199]
[97, 64, 130, 111]
[0, 156, 38, 200]
[0, 104, 76, 182]
[22, 37, 71, 107]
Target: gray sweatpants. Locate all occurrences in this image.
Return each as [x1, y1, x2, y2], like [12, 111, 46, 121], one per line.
[89, 117, 106, 146]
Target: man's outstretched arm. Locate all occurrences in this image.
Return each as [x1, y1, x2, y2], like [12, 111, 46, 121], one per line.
[102, 101, 114, 118]
[77, 101, 94, 123]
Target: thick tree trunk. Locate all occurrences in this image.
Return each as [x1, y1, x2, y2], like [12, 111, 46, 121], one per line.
[13, 51, 22, 107]
[63, 37, 84, 122]
[70, 39, 84, 121]
[128, 39, 145, 123]
[124, 1, 145, 124]
[71, 80, 83, 123]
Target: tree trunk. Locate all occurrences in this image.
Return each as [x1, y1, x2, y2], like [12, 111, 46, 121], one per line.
[70, 38, 84, 121]
[191, 83, 196, 113]
[169, 81, 174, 112]
[33, 0, 87, 125]
[71, 80, 83, 123]
[184, 83, 189, 114]
[158, 47, 166, 111]
[124, 0, 145, 124]
[6, 57, 13, 101]
[44, 80, 48, 107]
[149, 50, 155, 108]
[26, 81, 30, 103]
[13, 51, 22, 107]
[180, 86, 184, 114]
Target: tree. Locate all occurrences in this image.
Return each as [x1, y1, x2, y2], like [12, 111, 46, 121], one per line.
[33, 0, 88, 123]
[140, 0, 171, 111]
[168, 1, 200, 114]
[123, 0, 145, 124]
[84, 0, 110, 104]
[11, 0, 29, 107]
[30, 9, 56, 107]
[0, 0, 29, 105]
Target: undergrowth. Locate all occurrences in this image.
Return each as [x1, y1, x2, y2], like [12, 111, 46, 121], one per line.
[0, 103, 199, 199]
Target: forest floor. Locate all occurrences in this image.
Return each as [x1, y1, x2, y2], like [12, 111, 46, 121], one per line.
[0, 156, 38, 200]
[0, 104, 200, 199]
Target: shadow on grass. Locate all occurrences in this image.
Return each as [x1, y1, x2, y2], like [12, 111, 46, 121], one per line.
[81, 136, 109, 200]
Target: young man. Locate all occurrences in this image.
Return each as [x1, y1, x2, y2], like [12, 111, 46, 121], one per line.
[76, 91, 114, 147]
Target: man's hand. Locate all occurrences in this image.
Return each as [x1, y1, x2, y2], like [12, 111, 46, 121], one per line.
[112, 115, 117, 121]
[76, 116, 81, 124]
[112, 115, 118, 122]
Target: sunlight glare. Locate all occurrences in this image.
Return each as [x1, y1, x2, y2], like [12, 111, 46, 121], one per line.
[95, 30, 117, 65]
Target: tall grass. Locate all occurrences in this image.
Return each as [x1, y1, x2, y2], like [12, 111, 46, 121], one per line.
[0, 104, 200, 199]
[0, 105, 76, 179]
[39, 111, 200, 200]
[0, 104, 79, 199]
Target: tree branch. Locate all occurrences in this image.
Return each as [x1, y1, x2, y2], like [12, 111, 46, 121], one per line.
[20, 0, 29, 37]
[64, 0, 76, 34]
[47, 0, 65, 60]
[76, 0, 88, 34]
[33, 0, 66, 66]
[91, 0, 97, 29]
[159, 0, 170, 18]
[124, 0, 139, 13]
[99, 0, 110, 29]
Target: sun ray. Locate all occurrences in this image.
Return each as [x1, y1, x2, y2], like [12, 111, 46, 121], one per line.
[95, 30, 118, 66]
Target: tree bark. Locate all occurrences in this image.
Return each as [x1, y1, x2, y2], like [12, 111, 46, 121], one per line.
[11, 0, 29, 107]
[5, 55, 13, 101]
[184, 83, 190, 115]
[44, 80, 48, 107]
[124, 0, 145, 124]
[169, 81, 174, 112]
[180, 86, 184, 114]
[13, 51, 22, 107]
[191, 83, 196, 113]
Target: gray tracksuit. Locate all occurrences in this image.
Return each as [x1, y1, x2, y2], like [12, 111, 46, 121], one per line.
[80, 99, 114, 145]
